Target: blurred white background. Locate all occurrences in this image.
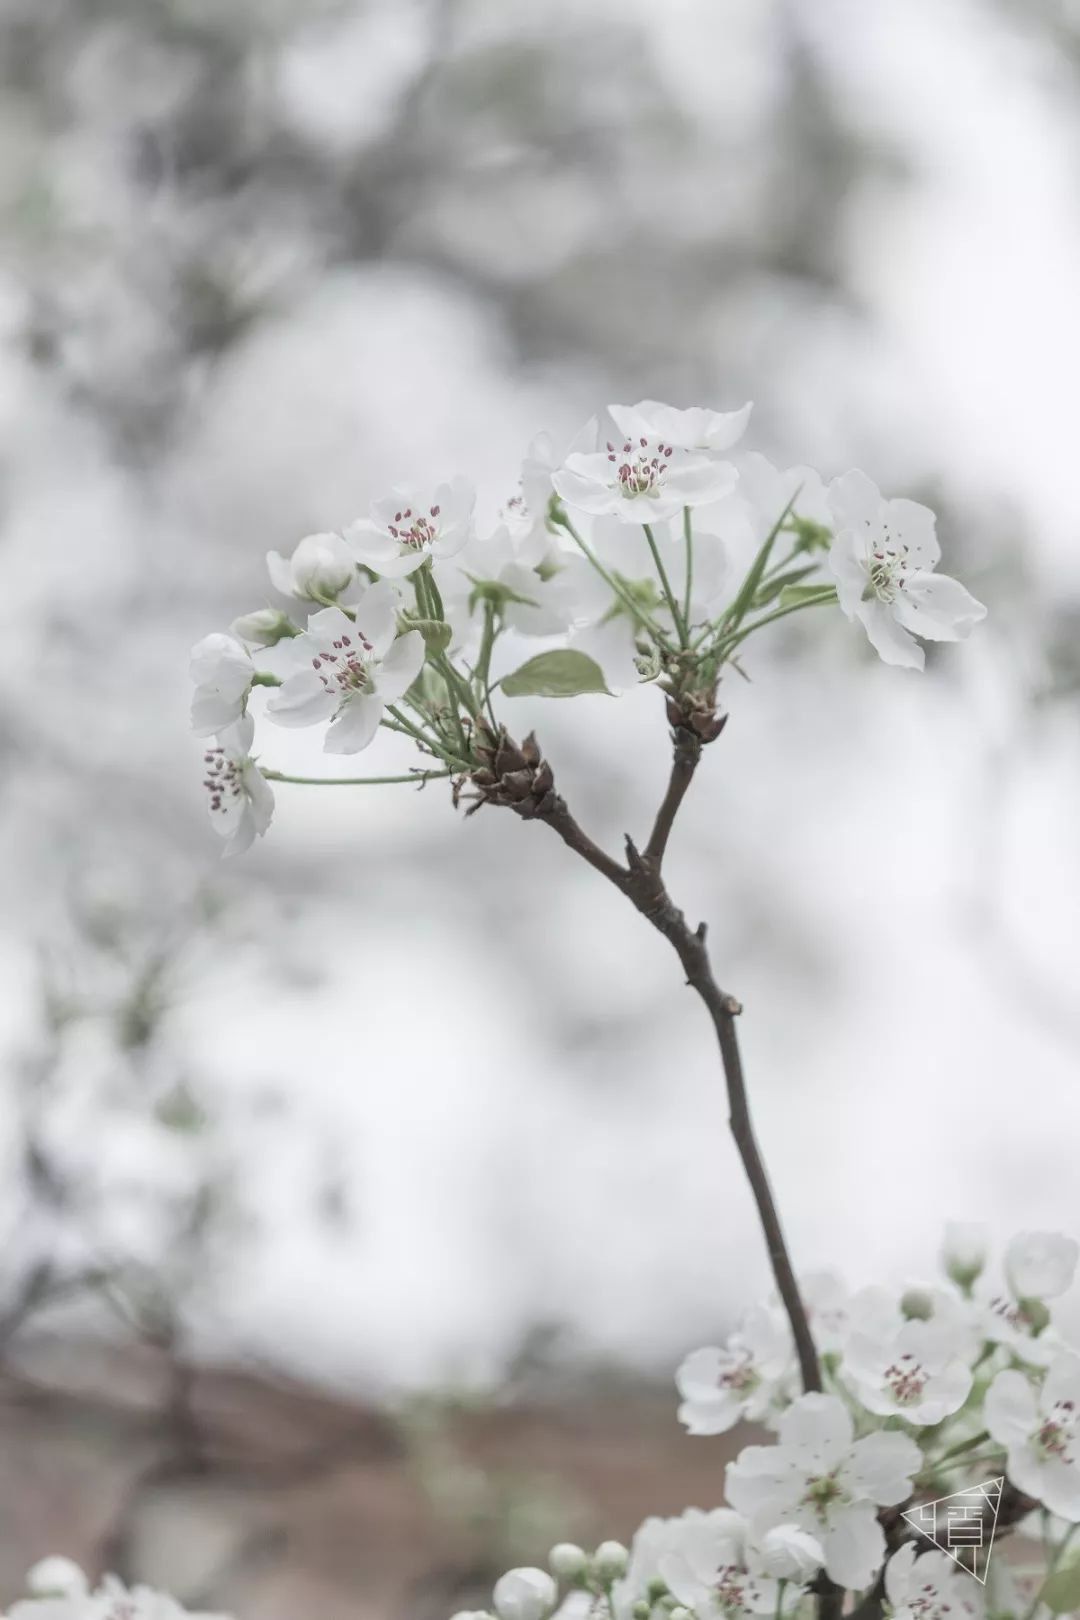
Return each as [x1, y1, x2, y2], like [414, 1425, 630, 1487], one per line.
[0, 1, 1078, 1596]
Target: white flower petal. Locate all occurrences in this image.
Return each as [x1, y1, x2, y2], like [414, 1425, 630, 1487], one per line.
[821, 1504, 885, 1590]
[324, 692, 383, 754]
[985, 1368, 1040, 1446]
[777, 1393, 853, 1467]
[856, 597, 925, 670]
[893, 571, 986, 641]
[377, 631, 425, 701]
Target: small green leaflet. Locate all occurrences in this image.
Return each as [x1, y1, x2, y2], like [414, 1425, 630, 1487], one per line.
[1040, 1559, 1080, 1614]
[500, 649, 612, 699]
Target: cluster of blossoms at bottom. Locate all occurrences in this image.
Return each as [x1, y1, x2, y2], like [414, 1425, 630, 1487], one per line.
[187, 398, 986, 855]
[11, 1232, 1080, 1618]
[448, 1227, 1080, 1620]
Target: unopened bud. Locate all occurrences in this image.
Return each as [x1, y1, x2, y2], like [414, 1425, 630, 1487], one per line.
[901, 1286, 935, 1321]
[230, 608, 297, 648]
[493, 1569, 557, 1620]
[669, 1608, 692, 1620]
[549, 1544, 588, 1581]
[592, 1542, 629, 1581]
[942, 1222, 988, 1291]
[27, 1560, 87, 1599]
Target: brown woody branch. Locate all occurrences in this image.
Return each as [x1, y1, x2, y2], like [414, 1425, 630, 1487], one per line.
[480, 724, 822, 1401]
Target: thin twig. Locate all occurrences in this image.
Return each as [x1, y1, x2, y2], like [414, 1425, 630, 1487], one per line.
[514, 744, 822, 1399]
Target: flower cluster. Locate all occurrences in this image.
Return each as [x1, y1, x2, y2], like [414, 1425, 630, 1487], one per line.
[11, 1244, 1080, 1619]
[448, 1228, 1080, 1620]
[188, 399, 985, 853]
[4, 1558, 231, 1620]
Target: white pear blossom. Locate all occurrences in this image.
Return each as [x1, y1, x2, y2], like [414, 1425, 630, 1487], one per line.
[607, 400, 753, 457]
[983, 1233, 1078, 1364]
[986, 1351, 1080, 1519]
[841, 1315, 973, 1424]
[267, 531, 359, 603]
[451, 524, 603, 640]
[267, 583, 424, 753]
[345, 478, 474, 577]
[189, 632, 255, 735]
[553, 418, 736, 524]
[8, 1569, 230, 1620]
[827, 470, 986, 670]
[798, 1271, 852, 1356]
[735, 454, 831, 544]
[725, 1393, 921, 1590]
[1006, 1232, 1079, 1302]
[676, 1305, 794, 1435]
[492, 1569, 557, 1620]
[613, 1510, 722, 1620]
[504, 421, 598, 558]
[200, 716, 275, 857]
[883, 1544, 985, 1620]
[658, 1507, 818, 1618]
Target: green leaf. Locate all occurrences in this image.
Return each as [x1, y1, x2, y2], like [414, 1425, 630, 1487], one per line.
[753, 564, 819, 608]
[1040, 1558, 1080, 1613]
[777, 584, 835, 608]
[724, 493, 799, 630]
[500, 649, 612, 699]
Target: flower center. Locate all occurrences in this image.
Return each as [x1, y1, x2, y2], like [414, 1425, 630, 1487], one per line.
[387, 504, 442, 552]
[712, 1565, 758, 1616]
[203, 748, 245, 818]
[312, 630, 375, 697]
[802, 1472, 846, 1524]
[1034, 1398, 1079, 1462]
[606, 437, 675, 499]
[862, 525, 910, 603]
[884, 1352, 929, 1406]
[716, 1349, 759, 1395]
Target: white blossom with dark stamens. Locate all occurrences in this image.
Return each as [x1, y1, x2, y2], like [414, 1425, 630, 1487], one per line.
[266, 581, 424, 753]
[201, 715, 274, 858]
[987, 1350, 1080, 1519]
[608, 399, 753, 457]
[553, 404, 737, 523]
[828, 470, 985, 669]
[345, 478, 474, 578]
[883, 1544, 984, 1620]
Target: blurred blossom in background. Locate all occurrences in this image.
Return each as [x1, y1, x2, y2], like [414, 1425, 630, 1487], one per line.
[1, 0, 1078, 1613]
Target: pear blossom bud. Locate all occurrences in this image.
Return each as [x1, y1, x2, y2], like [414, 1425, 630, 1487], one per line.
[493, 1569, 557, 1620]
[1006, 1232, 1079, 1302]
[669, 1609, 692, 1620]
[632, 1604, 652, 1620]
[549, 1544, 588, 1581]
[942, 1222, 988, 1290]
[756, 1525, 825, 1582]
[230, 607, 298, 647]
[900, 1286, 935, 1321]
[592, 1542, 629, 1581]
[26, 1558, 88, 1598]
[268, 532, 359, 603]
